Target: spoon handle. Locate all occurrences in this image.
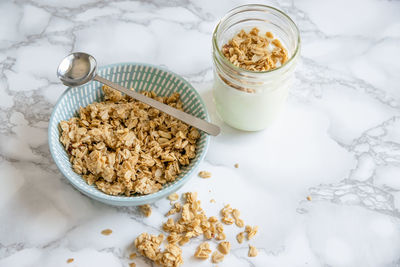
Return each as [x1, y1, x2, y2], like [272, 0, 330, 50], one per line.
[93, 75, 221, 136]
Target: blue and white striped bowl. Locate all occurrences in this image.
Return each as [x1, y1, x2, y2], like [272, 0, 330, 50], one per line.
[48, 63, 210, 206]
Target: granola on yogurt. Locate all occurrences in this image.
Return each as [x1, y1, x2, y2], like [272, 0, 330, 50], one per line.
[222, 27, 288, 72]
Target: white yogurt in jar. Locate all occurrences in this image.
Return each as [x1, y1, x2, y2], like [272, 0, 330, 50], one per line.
[213, 70, 291, 131]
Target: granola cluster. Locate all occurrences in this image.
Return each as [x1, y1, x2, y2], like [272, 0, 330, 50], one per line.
[59, 86, 200, 196]
[134, 233, 183, 267]
[222, 27, 288, 72]
[140, 204, 152, 217]
[101, 229, 112, 236]
[221, 204, 244, 227]
[133, 192, 259, 267]
[248, 244, 258, 257]
[162, 192, 227, 244]
[245, 225, 259, 240]
[194, 242, 212, 259]
[198, 171, 211, 179]
[217, 241, 231, 255]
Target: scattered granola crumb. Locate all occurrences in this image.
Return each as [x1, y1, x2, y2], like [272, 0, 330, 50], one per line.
[220, 204, 234, 225]
[234, 163, 239, 168]
[248, 245, 258, 257]
[135, 233, 162, 261]
[232, 208, 244, 228]
[129, 263, 136, 267]
[163, 192, 226, 243]
[198, 171, 212, 178]
[134, 192, 258, 266]
[140, 204, 152, 217]
[232, 208, 240, 218]
[66, 258, 74, 263]
[245, 225, 258, 240]
[134, 232, 184, 267]
[235, 218, 244, 227]
[168, 193, 179, 202]
[307, 195, 312, 201]
[129, 253, 137, 260]
[159, 244, 183, 267]
[211, 251, 224, 263]
[222, 27, 288, 72]
[194, 242, 212, 259]
[101, 229, 112, 236]
[236, 232, 245, 244]
[210, 199, 216, 203]
[221, 216, 234, 225]
[166, 202, 182, 217]
[216, 231, 226, 241]
[135, 192, 236, 266]
[218, 241, 231, 255]
[209, 216, 218, 222]
[221, 205, 244, 227]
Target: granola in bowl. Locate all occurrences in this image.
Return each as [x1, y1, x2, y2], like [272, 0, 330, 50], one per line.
[59, 85, 201, 197]
[49, 62, 210, 206]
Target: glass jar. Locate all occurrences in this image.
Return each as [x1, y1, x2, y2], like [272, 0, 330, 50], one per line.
[212, 4, 300, 131]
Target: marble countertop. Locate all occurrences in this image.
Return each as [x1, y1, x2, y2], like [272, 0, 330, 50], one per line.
[1, 0, 400, 266]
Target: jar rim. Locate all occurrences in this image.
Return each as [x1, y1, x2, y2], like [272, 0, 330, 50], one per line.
[212, 4, 301, 75]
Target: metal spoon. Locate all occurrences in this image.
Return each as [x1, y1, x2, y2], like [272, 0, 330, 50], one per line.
[57, 52, 220, 136]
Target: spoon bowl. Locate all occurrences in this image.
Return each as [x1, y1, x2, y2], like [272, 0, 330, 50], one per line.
[57, 52, 97, 87]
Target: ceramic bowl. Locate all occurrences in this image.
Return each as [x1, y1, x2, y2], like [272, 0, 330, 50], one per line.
[48, 63, 210, 206]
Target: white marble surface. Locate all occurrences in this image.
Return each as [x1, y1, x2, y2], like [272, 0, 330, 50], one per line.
[1, 0, 400, 266]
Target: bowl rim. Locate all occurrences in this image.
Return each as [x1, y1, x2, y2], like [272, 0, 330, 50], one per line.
[48, 62, 210, 204]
